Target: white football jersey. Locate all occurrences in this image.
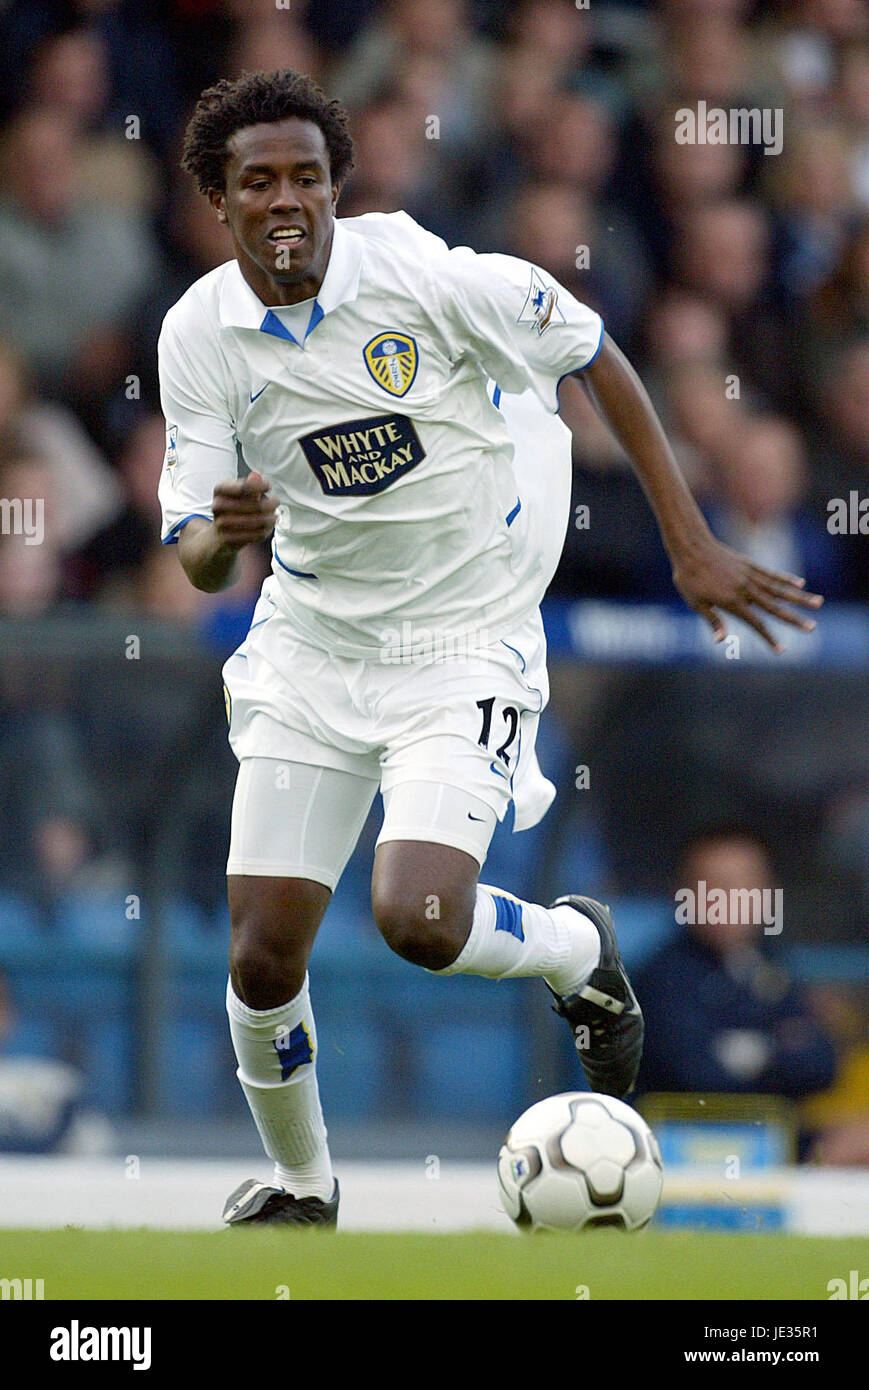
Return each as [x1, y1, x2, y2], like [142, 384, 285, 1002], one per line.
[158, 211, 602, 656]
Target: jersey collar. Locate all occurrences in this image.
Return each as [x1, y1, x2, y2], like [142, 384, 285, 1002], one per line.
[218, 219, 363, 341]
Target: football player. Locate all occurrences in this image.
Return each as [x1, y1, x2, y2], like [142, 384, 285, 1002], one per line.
[159, 71, 821, 1227]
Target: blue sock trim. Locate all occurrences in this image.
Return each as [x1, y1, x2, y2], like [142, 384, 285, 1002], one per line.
[490, 892, 525, 942]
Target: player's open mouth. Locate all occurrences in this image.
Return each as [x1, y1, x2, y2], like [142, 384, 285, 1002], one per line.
[267, 227, 306, 246]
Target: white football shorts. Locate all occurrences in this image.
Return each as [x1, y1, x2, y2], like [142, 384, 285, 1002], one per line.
[222, 586, 556, 886]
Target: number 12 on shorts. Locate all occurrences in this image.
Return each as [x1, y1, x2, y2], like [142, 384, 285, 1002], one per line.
[476, 697, 520, 766]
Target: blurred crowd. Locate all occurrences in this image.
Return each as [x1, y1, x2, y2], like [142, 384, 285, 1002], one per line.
[0, 0, 867, 1139]
[0, 0, 865, 625]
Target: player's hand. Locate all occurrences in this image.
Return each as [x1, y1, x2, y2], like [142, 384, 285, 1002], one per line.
[671, 534, 823, 652]
[211, 471, 278, 551]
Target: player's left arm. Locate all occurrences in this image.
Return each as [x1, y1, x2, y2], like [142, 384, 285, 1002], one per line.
[575, 334, 823, 650]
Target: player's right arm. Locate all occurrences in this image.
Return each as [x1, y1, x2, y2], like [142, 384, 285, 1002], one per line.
[157, 302, 277, 592]
[178, 475, 277, 592]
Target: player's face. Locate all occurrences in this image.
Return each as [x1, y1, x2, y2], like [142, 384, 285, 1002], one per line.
[211, 118, 339, 305]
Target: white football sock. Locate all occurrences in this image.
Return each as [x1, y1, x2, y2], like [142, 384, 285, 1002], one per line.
[435, 885, 601, 996]
[226, 975, 334, 1201]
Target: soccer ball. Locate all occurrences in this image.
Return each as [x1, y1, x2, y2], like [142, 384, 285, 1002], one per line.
[497, 1092, 664, 1232]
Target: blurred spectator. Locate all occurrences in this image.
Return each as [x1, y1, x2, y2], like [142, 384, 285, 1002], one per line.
[338, 98, 465, 242]
[0, 453, 64, 616]
[761, 0, 866, 113]
[705, 414, 849, 598]
[508, 0, 594, 96]
[226, 0, 322, 81]
[624, 4, 777, 166]
[494, 95, 650, 344]
[0, 683, 106, 899]
[678, 199, 772, 315]
[677, 200, 798, 410]
[635, 828, 838, 1109]
[664, 10, 758, 107]
[661, 362, 744, 485]
[822, 783, 869, 913]
[0, 967, 112, 1153]
[640, 293, 734, 458]
[792, 218, 869, 422]
[813, 340, 869, 603]
[627, 106, 749, 273]
[126, 543, 270, 658]
[525, 92, 616, 196]
[26, 27, 159, 213]
[837, 40, 869, 208]
[331, 0, 498, 154]
[790, 0, 868, 47]
[0, 337, 123, 553]
[478, 32, 563, 196]
[656, 119, 747, 212]
[0, 106, 160, 430]
[0, 0, 184, 155]
[72, 412, 165, 599]
[768, 121, 862, 301]
[816, 338, 869, 479]
[643, 291, 729, 367]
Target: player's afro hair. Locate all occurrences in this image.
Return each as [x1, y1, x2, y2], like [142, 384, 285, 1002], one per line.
[181, 69, 355, 195]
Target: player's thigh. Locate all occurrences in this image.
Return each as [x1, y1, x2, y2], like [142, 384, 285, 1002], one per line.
[227, 755, 378, 890]
[227, 756, 378, 973]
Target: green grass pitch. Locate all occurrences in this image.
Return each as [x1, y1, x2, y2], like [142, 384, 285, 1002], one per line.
[2, 1229, 867, 1300]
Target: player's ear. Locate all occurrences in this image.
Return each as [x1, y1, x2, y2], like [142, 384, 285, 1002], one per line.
[208, 188, 228, 224]
[331, 181, 341, 212]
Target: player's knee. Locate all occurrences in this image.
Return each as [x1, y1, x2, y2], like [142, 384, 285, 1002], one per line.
[229, 911, 310, 1008]
[371, 887, 471, 971]
[228, 877, 328, 1008]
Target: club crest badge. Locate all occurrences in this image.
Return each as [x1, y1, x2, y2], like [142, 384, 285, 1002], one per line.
[517, 269, 566, 336]
[363, 331, 419, 397]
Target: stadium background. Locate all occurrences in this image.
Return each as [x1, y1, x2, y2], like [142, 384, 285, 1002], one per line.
[0, 0, 867, 1179]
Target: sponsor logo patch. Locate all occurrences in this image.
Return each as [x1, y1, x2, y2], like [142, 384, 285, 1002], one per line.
[363, 331, 419, 397]
[165, 425, 178, 466]
[517, 268, 566, 336]
[299, 413, 426, 496]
